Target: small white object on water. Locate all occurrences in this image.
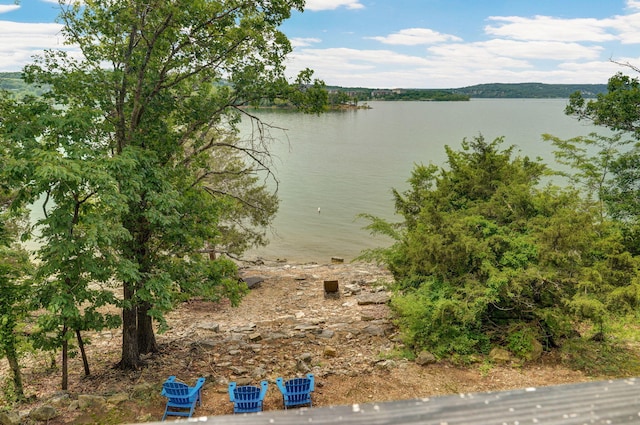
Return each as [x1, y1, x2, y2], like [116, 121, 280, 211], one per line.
[318, 207, 321, 214]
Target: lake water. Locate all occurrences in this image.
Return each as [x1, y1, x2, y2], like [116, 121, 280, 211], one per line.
[240, 99, 602, 263]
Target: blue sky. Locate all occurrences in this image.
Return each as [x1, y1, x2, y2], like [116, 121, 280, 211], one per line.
[1, 0, 640, 88]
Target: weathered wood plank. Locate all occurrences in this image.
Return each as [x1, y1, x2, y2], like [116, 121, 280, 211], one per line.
[143, 377, 640, 424]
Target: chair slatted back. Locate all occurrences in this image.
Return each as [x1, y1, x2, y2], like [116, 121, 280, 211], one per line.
[235, 385, 261, 410]
[164, 382, 191, 404]
[285, 378, 311, 403]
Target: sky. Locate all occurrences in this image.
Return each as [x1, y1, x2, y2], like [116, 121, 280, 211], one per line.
[1, 0, 640, 88]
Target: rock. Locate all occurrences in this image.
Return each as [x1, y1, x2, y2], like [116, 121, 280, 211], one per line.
[296, 359, 311, 373]
[241, 276, 264, 289]
[248, 344, 263, 352]
[299, 352, 313, 363]
[265, 331, 289, 340]
[49, 392, 70, 407]
[415, 350, 437, 366]
[318, 329, 335, 339]
[363, 324, 386, 336]
[230, 366, 248, 375]
[227, 333, 244, 342]
[131, 382, 156, 398]
[248, 332, 262, 342]
[357, 293, 390, 305]
[198, 322, 221, 332]
[0, 411, 20, 425]
[360, 313, 376, 321]
[375, 359, 397, 370]
[344, 283, 362, 295]
[251, 367, 267, 379]
[525, 339, 544, 361]
[30, 405, 57, 422]
[235, 377, 252, 386]
[78, 394, 107, 410]
[489, 347, 513, 363]
[233, 323, 256, 332]
[198, 339, 218, 348]
[323, 346, 337, 358]
[294, 324, 321, 333]
[107, 392, 130, 405]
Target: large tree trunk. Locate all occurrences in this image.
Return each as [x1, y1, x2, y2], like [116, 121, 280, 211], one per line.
[76, 329, 90, 376]
[62, 324, 68, 390]
[137, 301, 158, 354]
[119, 282, 141, 369]
[5, 344, 25, 400]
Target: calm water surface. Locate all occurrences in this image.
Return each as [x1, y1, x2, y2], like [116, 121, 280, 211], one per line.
[240, 99, 601, 263]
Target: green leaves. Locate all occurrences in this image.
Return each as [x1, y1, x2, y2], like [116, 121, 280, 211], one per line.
[567, 73, 640, 137]
[2, 0, 318, 372]
[363, 135, 639, 359]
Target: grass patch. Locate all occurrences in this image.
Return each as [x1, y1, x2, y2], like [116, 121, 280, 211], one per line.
[560, 338, 640, 377]
[378, 346, 416, 361]
[606, 313, 640, 343]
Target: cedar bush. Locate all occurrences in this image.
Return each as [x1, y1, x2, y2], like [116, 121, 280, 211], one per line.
[361, 136, 640, 359]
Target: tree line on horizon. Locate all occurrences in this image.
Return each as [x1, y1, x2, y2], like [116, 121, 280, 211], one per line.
[1, 71, 606, 101]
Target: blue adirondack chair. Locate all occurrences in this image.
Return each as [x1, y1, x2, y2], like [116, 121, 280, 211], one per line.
[160, 375, 205, 421]
[276, 374, 314, 409]
[228, 380, 269, 413]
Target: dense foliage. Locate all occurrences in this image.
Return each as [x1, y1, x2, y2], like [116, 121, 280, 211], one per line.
[360, 136, 640, 358]
[0, 0, 325, 390]
[0, 188, 33, 401]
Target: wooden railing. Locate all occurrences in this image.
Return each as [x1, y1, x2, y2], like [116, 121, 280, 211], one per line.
[144, 377, 640, 424]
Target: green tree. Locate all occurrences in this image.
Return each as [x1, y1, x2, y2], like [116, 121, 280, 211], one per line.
[0, 91, 129, 389]
[197, 134, 279, 259]
[542, 132, 630, 219]
[566, 72, 640, 137]
[1, 0, 324, 372]
[360, 136, 637, 358]
[0, 194, 33, 401]
[565, 69, 640, 254]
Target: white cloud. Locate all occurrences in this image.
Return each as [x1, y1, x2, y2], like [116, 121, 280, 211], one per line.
[0, 21, 68, 72]
[368, 28, 462, 45]
[627, 0, 640, 11]
[426, 44, 532, 70]
[291, 47, 431, 68]
[0, 21, 63, 47]
[304, 0, 364, 12]
[0, 4, 19, 14]
[290, 37, 322, 48]
[608, 12, 640, 44]
[486, 11, 640, 46]
[485, 15, 615, 42]
[480, 39, 602, 60]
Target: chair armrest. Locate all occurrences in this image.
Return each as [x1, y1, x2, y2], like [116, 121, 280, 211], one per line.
[307, 374, 315, 392]
[276, 377, 286, 394]
[259, 381, 269, 400]
[228, 382, 237, 402]
[183, 377, 206, 399]
[192, 377, 206, 393]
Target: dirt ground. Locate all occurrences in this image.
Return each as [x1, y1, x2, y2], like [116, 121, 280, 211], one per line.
[4, 261, 595, 424]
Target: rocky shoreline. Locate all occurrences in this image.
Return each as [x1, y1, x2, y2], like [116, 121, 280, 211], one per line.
[2, 260, 593, 423]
